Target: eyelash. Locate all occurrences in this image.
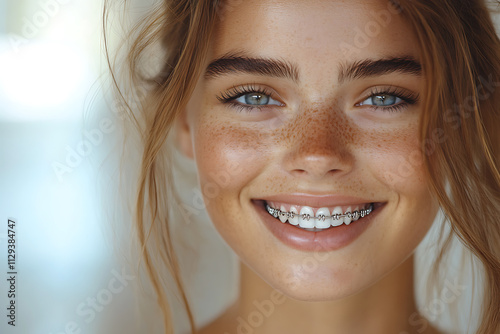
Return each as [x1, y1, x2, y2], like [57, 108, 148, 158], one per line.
[216, 85, 420, 113]
[216, 84, 281, 112]
[359, 87, 420, 113]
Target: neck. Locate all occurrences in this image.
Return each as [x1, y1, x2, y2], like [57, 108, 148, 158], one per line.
[233, 255, 432, 334]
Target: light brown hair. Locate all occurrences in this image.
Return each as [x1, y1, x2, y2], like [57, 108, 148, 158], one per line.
[104, 0, 500, 333]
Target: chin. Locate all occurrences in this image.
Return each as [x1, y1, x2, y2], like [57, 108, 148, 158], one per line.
[257, 260, 378, 302]
[272, 278, 366, 302]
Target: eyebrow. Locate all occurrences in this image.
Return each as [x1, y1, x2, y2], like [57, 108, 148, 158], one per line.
[204, 53, 300, 82]
[338, 57, 422, 83]
[204, 54, 421, 84]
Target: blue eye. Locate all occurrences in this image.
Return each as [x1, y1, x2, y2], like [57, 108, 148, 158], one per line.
[360, 94, 403, 107]
[356, 88, 419, 113]
[234, 92, 281, 106]
[217, 85, 284, 112]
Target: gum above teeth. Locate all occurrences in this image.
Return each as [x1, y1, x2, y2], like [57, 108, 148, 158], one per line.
[266, 203, 373, 228]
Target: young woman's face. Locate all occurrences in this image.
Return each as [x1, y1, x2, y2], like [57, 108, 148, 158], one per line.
[180, 0, 439, 300]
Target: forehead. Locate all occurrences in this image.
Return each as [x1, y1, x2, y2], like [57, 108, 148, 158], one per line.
[212, 0, 419, 73]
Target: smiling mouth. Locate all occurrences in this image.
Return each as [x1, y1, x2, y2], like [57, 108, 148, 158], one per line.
[265, 201, 375, 231]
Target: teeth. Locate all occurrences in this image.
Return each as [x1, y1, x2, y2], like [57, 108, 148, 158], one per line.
[331, 206, 343, 227]
[315, 207, 331, 229]
[352, 206, 360, 221]
[279, 205, 287, 223]
[299, 206, 315, 228]
[289, 206, 299, 225]
[265, 202, 374, 231]
[344, 206, 352, 225]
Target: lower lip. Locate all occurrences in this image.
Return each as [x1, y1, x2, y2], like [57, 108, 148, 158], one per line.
[255, 201, 383, 252]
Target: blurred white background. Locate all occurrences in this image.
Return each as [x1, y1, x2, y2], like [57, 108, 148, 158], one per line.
[0, 1, 147, 333]
[0, 2, 237, 333]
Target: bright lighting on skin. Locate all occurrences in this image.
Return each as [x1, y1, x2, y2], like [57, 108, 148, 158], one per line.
[0, 39, 88, 121]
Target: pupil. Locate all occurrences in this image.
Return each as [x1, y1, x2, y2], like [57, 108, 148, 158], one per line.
[245, 93, 269, 105]
[373, 94, 396, 106]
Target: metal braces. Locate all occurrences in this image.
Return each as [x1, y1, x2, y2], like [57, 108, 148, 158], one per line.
[266, 203, 373, 222]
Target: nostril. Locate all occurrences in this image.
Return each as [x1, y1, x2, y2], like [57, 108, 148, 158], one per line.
[289, 166, 342, 180]
[283, 144, 354, 180]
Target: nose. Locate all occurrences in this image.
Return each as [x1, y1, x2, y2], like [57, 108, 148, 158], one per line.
[280, 107, 354, 181]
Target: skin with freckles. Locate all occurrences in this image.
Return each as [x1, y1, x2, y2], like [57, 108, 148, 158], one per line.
[177, 0, 441, 333]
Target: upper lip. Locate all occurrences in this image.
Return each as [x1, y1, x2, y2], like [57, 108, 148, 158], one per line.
[259, 193, 377, 208]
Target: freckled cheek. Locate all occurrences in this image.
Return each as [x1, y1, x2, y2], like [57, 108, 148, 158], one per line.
[193, 121, 271, 198]
[357, 126, 427, 190]
[191, 120, 275, 251]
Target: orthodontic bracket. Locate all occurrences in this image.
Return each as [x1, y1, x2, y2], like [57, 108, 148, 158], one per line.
[266, 203, 373, 222]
